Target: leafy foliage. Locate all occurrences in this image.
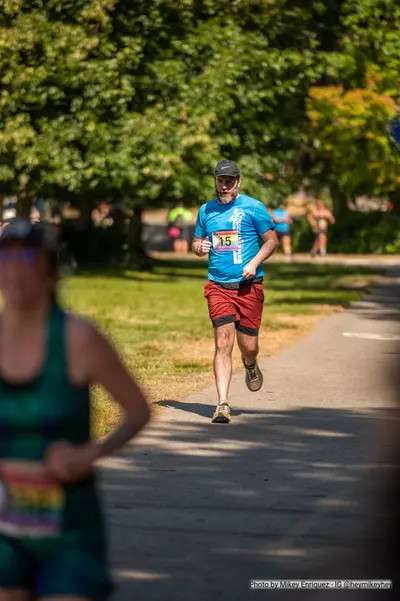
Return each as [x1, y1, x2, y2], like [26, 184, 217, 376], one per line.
[0, 0, 399, 239]
[306, 78, 400, 200]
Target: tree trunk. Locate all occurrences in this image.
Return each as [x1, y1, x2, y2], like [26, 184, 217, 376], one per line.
[16, 194, 33, 218]
[388, 192, 400, 216]
[329, 182, 350, 218]
[76, 194, 96, 230]
[127, 206, 152, 269]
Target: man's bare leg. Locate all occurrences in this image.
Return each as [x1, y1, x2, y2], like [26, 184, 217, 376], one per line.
[212, 322, 235, 423]
[282, 234, 292, 260]
[237, 331, 263, 392]
[237, 330, 259, 366]
[214, 322, 236, 403]
[319, 233, 328, 255]
[311, 235, 320, 257]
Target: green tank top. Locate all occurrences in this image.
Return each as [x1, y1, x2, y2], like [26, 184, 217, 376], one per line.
[0, 304, 105, 548]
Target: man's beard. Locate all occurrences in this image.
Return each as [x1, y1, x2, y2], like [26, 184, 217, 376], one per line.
[216, 188, 238, 204]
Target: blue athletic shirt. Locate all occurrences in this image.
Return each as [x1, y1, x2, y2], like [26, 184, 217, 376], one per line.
[272, 208, 290, 233]
[194, 194, 275, 283]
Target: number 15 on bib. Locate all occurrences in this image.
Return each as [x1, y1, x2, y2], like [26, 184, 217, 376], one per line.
[212, 230, 239, 252]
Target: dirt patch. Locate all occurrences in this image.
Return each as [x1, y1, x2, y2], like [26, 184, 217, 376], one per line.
[145, 309, 338, 408]
[93, 305, 347, 436]
[335, 278, 379, 290]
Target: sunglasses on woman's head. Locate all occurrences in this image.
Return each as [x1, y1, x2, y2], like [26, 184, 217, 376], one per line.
[0, 247, 38, 264]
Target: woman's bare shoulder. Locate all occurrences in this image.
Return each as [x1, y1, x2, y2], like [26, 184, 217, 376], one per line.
[65, 313, 103, 350]
[64, 313, 108, 385]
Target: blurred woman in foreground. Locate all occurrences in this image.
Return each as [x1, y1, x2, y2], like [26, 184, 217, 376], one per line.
[0, 219, 150, 601]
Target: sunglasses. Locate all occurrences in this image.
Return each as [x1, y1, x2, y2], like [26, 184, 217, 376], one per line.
[216, 175, 237, 186]
[0, 247, 38, 264]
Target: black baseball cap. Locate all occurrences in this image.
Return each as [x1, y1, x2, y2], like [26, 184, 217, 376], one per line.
[0, 218, 58, 254]
[214, 160, 241, 178]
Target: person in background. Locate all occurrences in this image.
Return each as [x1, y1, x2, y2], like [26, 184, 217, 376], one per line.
[271, 203, 293, 262]
[307, 199, 335, 257]
[30, 205, 40, 224]
[0, 218, 150, 601]
[168, 201, 192, 254]
[92, 202, 112, 227]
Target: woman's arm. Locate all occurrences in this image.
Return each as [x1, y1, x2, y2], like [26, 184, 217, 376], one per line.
[85, 326, 151, 457]
[46, 320, 150, 482]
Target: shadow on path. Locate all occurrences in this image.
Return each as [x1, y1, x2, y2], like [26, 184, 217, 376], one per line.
[156, 399, 255, 418]
[102, 405, 399, 601]
[102, 267, 400, 600]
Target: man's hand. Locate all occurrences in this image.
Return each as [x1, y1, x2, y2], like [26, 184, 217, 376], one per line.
[242, 260, 258, 279]
[197, 237, 211, 255]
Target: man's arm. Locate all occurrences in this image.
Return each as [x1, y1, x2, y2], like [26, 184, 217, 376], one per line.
[327, 210, 336, 224]
[192, 206, 211, 256]
[242, 229, 279, 278]
[192, 236, 210, 256]
[307, 210, 317, 228]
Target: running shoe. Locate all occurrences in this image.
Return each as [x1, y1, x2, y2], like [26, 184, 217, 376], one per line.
[243, 358, 263, 392]
[211, 402, 231, 424]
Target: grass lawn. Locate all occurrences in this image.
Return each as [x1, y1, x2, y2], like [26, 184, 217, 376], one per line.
[59, 258, 383, 436]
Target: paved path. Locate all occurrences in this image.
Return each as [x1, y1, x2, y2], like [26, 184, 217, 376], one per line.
[101, 268, 400, 601]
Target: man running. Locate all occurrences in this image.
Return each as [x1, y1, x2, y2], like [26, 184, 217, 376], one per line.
[307, 199, 335, 257]
[271, 202, 293, 262]
[192, 160, 278, 424]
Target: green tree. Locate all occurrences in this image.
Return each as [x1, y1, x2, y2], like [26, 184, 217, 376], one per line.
[306, 77, 399, 215]
[300, 0, 400, 214]
[0, 1, 220, 248]
[1, 0, 399, 259]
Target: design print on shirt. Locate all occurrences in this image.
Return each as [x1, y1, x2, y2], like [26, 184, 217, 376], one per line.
[228, 208, 245, 264]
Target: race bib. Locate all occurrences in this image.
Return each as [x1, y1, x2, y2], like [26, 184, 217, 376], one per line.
[0, 467, 64, 538]
[212, 230, 239, 252]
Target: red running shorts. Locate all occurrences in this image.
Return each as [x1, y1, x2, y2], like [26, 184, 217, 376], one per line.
[204, 280, 264, 336]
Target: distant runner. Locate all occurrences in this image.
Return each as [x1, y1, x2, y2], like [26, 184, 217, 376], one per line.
[271, 203, 293, 262]
[192, 160, 278, 424]
[307, 199, 335, 257]
[0, 219, 150, 600]
[168, 202, 192, 254]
